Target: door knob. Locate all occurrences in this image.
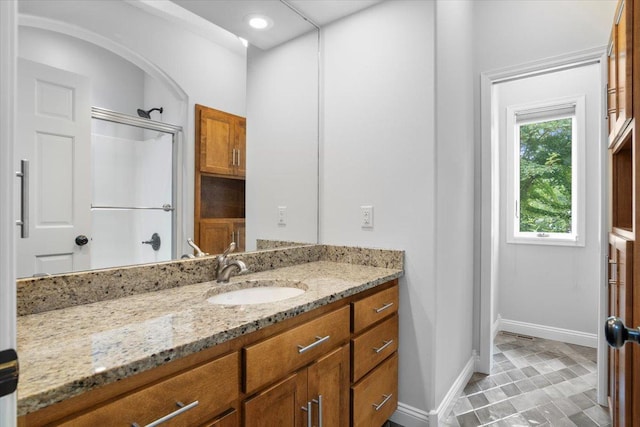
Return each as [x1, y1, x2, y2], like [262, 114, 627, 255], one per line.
[605, 316, 640, 348]
[75, 235, 89, 246]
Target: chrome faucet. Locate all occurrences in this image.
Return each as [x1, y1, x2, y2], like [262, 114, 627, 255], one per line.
[182, 238, 208, 259]
[215, 242, 248, 283]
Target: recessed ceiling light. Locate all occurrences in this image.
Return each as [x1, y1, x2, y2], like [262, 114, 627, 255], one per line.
[245, 14, 273, 30]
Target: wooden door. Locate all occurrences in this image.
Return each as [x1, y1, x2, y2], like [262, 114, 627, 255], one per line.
[608, 234, 634, 426]
[199, 220, 233, 255]
[16, 59, 92, 277]
[198, 106, 235, 176]
[202, 409, 238, 427]
[307, 345, 350, 427]
[243, 372, 307, 427]
[235, 118, 246, 177]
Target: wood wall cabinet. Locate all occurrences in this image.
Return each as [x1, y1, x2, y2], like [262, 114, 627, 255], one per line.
[200, 218, 246, 255]
[19, 280, 399, 427]
[608, 0, 634, 145]
[197, 105, 246, 178]
[195, 105, 246, 255]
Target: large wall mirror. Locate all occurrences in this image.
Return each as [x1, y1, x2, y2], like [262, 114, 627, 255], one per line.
[15, 0, 319, 278]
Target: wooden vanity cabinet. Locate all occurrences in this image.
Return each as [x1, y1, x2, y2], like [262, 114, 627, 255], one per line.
[50, 352, 240, 427]
[19, 280, 399, 427]
[350, 283, 399, 426]
[199, 218, 246, 255]
[243, 345, 350, 427]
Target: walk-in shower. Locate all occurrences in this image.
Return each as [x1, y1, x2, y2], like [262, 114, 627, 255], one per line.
[90, 107, 181, 270]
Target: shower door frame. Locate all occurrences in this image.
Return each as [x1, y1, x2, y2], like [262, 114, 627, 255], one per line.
[91, 106, 183, 261]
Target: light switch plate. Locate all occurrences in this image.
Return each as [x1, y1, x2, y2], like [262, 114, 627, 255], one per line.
[278, 206, 287, 226]
[361, 206, 373, 228]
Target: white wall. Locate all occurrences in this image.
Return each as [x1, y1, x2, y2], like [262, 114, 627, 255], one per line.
[246, 31, 318, 250]
[472, 0, 617, 350]
[434, 0, 475, 408]
[321, 0, 437, 414]
[495, 64, 601, 337]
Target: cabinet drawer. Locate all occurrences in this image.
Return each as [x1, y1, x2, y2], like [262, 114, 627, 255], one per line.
[244, 305, 350, 393]
[61, 352, 240, 427]
[352, 283, 398, 333]
[352, 313, 398, 382]
[351, 352, 398, 427]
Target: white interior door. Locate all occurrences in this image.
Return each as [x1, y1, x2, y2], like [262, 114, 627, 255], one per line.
[15, 59, 91, 277]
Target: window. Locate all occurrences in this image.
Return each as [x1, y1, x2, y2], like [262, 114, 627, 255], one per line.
[506, 96, 585, 246]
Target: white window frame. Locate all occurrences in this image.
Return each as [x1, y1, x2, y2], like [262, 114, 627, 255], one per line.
[506, 95, 586, 246]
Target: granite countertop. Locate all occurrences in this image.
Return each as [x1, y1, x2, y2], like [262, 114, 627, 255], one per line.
[17, 260, 402, 416]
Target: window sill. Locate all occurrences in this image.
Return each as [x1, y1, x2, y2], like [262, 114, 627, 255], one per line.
[506, 236, 584, 247]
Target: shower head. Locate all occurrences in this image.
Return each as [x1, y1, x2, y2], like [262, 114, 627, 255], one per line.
[137, 107, 163, 119]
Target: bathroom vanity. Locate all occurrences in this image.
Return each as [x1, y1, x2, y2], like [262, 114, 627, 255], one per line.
[16, 244, 403, 426]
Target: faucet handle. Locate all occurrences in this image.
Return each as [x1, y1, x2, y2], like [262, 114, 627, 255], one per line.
[218, 242, 236, 261]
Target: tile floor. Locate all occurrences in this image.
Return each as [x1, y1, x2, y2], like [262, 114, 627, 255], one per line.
[441, 333, 610, 427]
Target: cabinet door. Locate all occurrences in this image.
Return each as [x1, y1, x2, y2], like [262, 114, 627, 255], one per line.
[199, 107, 235, 176]
[234, 118, 246, 177]
[233, 220, 246, 252]
[609, 0, 633, 143]
[307, 345, 350, 427]
[243, 372, 307, 427]
[200, 220, 233, 255]
[608, 233, 633, 426]
[202, 408, 238, 427]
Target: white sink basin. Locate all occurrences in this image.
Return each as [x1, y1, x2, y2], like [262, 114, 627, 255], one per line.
[206, 280, 307, 305]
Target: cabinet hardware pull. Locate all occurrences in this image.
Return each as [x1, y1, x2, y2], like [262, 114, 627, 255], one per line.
[312, 395, 323, 427]
[609, 280, 618, 286]
[297, 335, 330, 354]
[373, 339, 394, 354]
[374, 302, 394, 313]
[609, 259, 617, 264]
[372, 394, 392, 411]
[131, 400, 199, 427]
[15, 160, 29, 238]
[301, 401, 312, 427]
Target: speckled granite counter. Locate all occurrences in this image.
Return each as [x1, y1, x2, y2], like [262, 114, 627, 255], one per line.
[17, 245, 403, 417]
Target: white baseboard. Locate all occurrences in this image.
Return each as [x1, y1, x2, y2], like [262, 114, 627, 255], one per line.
[492, 315, 502, 339]
[389, 351, 477, 427]
[499, 317, 597, 348]
[389, 402, 429, 427]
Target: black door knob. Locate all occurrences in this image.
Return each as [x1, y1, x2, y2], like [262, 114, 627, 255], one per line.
[75, 235, 89, 246]
[605, 316, 640, 349]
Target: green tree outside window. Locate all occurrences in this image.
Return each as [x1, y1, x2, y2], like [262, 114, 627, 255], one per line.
[518, 118, 573, 233]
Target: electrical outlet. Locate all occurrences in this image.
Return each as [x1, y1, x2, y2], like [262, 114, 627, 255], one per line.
[278, 206, 287, 226]
[361, 206, 373, 228]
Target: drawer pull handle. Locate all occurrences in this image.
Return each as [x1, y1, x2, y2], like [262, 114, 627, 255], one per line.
[373, 339, 394, 354]
[372, 394, 393, 411]
[374, 302, 394, 313]
[132, 400, 199, 427]
[298, 335, 330, 354]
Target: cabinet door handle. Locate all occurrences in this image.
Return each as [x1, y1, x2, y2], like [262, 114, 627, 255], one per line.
[373, 339, 394, 354]
[131, 400, 199, 427]
[297, 335, 330, 354]
[301, 401, 312, 427]
[374, 302, 394, 313]
[372, 394, 392, 411]
[231, 149, 237, 166]
[237, 149, 241, 166]
[312, 395, 323, 427]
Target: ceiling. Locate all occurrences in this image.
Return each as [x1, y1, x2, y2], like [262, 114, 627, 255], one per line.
[170, 0, 383, 50]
